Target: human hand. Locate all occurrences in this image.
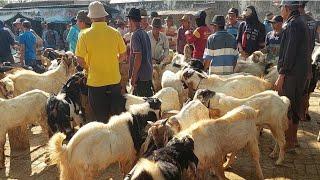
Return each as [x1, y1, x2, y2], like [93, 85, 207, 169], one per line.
[274, 74, 285, 93]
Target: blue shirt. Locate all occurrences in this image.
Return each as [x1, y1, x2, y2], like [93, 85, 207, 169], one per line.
[265, 30, 282, 63]
[225, 21, 240, 38]
[203, 31, 238, 75]
[263, 20, 273, 34]
[67, 25, 80, 53]
[129, 28, 153, 81]
[19, 30, 36, 65]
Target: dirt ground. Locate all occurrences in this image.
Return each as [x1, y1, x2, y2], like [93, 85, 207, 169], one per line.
[1, 91, 320, 180]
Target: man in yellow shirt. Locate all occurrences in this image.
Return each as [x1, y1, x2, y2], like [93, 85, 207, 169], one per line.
[76, 1, 126, 122]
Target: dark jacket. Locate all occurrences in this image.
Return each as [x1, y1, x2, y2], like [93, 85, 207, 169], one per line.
[237, 6, 266, 55]
[278, 10, 311, 80]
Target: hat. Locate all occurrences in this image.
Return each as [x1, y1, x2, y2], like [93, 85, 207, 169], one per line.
[22, 21, 32, 29]
[87, 1, 108, 19]
[180, 15, 190, 22]
[151, 18, 162, 28]
[140, 9, 148, 18]
[76, 10, 91, 25]
[228, 8, 239, 16]
[127, 8, 141, 21]
[150, 11, 159, 18]
[267, 15, 283, 23]
[165, 15, 173, 21]
[13, 18, 25, 24]
[210, 15, 225, 26]
[195, 11, 206, 19]
[280, 0, 301, 7]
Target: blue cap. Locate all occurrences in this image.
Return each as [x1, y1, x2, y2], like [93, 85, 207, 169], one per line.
[280, 0, 300, 6]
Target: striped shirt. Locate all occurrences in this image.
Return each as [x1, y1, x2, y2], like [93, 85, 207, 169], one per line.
[203, 31, 238, 75]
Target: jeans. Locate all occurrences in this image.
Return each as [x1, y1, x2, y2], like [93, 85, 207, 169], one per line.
[133, 80, 154, 97]
[88, 83, 124, 123]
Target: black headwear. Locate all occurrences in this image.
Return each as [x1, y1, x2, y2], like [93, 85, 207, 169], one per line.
[195, 11, 206, 27]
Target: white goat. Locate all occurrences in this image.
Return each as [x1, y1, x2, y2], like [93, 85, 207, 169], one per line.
[176, 106, 264, 180]
[48, 100, 161, 180]
[234, 51, 270, 76]
[1, 52, 77, 98]
[180, 68, 275, 98]
[0, 89, 50, 168]
[125, 87, 181, 112]
[194, 89, 290, 165]
[161, 70, 188, 105]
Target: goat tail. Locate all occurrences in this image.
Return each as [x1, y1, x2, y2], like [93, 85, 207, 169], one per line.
[280, 96, 291, 131]
[48, 132, 67, 165]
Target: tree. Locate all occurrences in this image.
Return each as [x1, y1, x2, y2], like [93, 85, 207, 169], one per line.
[0, 0, 7, 7]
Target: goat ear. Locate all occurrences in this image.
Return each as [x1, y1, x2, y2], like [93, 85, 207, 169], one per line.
[147, 121, 154, 126]
[188, 161, 198, 179]
[167, 117, 181, 132]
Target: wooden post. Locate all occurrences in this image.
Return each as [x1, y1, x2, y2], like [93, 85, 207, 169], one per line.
[8, 125, 29, 151]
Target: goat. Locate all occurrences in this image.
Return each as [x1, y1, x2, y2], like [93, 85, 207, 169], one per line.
[147, 105, 264, 180]
[0, 89, 50, 168]
[180, 67, 275, 98]
[1, 51, 77, 98]
[194, 89, 290, 165]
[125, 136, 198, 180]
[48, 98, 162, 180]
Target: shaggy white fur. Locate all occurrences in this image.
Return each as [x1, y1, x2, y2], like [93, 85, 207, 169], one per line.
[125, 87, 180, 112]
[0, 89, 50, 168]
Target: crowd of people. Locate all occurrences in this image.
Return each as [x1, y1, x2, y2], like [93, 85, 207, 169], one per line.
[0, 0, 320, 151]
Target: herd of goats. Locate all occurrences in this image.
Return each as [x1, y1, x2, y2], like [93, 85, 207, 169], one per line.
[0, 44, 320, 180]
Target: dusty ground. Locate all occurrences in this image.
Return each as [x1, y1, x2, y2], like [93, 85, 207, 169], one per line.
[1, 91, 320, 180]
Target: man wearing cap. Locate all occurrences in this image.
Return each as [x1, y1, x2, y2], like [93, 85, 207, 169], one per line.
[225, 8, 241, 38]
[0, 20, 15, 64]
[43, 23, 60, 49]
[177, 15, 192, 54]
[147, 18, 169, 64]
[263, 12, 274, 34]
[150, 12, 159, 21]
[127, 8, 153, 97]
[264, 15, 283, 64]
[186, 11, 211, 60]
[164, 15, 178, 50]
[140, 9, 152, 32]
[237, 6, 266, 59]
[19, 21, 37, 67]
[203, 15, 237, 75]
[76, 1, 127, 122]
[67, 18, 80, 53]
[13, 18, 25, 40]
[275, 0, 311, 150]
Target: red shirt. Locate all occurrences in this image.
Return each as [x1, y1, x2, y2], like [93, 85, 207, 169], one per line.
[186, 25, 211, 59]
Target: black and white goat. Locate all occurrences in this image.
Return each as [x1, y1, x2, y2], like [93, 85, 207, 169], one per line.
[125, 136, 198, 180]
[48, 98, 162, 180]
[46, 72, 87, 140]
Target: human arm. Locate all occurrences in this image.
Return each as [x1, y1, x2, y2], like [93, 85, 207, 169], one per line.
[130, 33, 143, 86]
[117, 32, 127, 63]
[162, 35, 170, 61]
[75, 33, 87, 69]
[258, 24, 266, 50]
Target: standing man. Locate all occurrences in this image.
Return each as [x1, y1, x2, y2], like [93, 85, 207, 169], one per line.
[127, 8, 153, 97]
[265, 15, 283, 64]
[76, 1, 126, 122]
[19, 21, 37, 68]
[225, 8, 241, 38]
[263, 12, 274, 34]
[43, 23, 60, 49]
[0, 20, 15, 64]
[186, 11, 211, 60]
[164, 15, 178, 50]
[203, 15, 237, 75]
[237, 6, 266, 59]
[63, 23, 71, 51]
[176, 15, 191, 54]
[140, 9, 152, 32]
[147, 18, 169, 64]
[275, 0, 311, 150]
[67, 18, 80, 53]
[298, 1, 317, 122]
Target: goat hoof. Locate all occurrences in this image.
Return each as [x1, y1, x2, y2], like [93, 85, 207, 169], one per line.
[275, 159, 283, 166]
[269, 152, 276, 159]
